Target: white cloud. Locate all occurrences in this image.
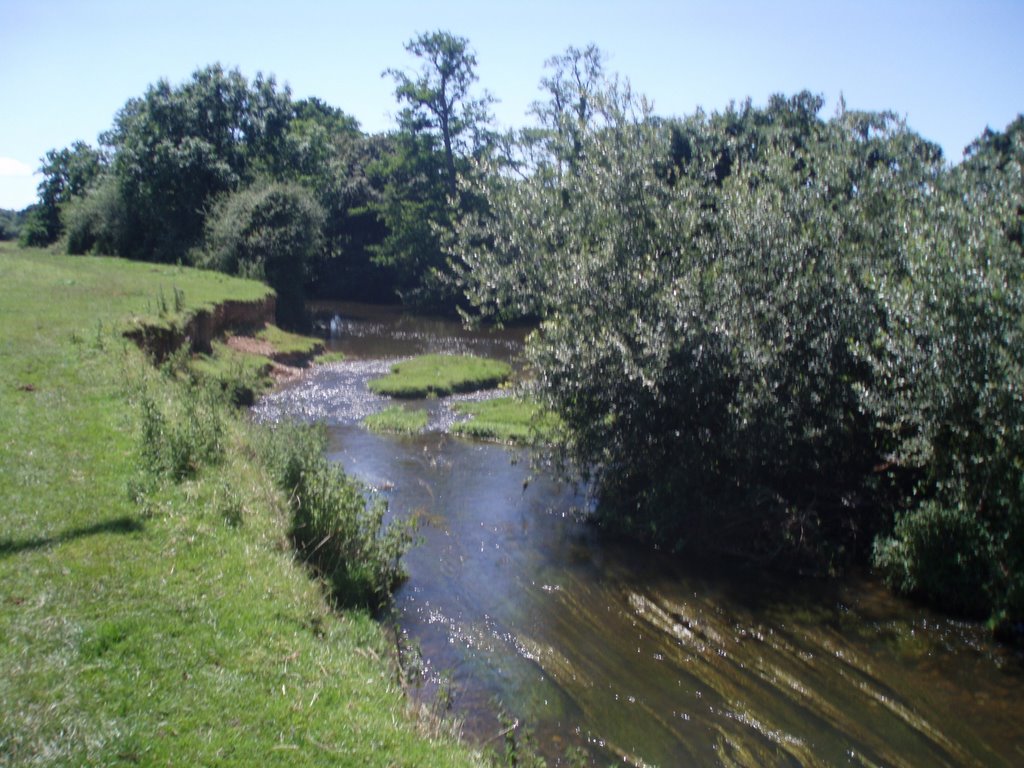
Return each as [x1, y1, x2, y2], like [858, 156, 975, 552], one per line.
[0, 177, 40, 210]
[0, 157, 35, 177]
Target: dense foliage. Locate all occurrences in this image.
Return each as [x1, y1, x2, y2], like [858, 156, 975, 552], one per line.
[0, 208, 27, 241]
[863, 118, 1024, 623]
[195, 180, 325, 327]
[258, 421, 415, 610]
[18, 142, 103, 247]
[457, 49, 1023, 626]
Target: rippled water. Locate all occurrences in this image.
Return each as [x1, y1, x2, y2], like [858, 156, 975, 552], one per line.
[256, 303, 1024, 767]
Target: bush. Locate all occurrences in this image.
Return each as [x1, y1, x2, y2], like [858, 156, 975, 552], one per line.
[0, 208, 24, 241]
[63, 177, 128, 256]
[136, 378, 226, 481]
[257, 421, 414, 609]
[859, 117, 1024, 624]
[461, 87, 913, 567]
[459, 61, 1023, 624]
[196, 181, 325, 328]
[873, 501, 993, 617]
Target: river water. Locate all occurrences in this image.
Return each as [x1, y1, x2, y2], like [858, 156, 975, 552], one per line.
[255, 303, 1024, 767]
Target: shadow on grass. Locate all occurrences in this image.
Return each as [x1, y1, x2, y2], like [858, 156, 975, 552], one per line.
[0, 516, 144, 558]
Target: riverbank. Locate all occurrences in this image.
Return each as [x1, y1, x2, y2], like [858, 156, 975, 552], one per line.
[0, 245, 481, 766]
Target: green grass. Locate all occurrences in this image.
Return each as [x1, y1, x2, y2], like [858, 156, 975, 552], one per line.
[190, 340, 275, 404]
[368, 354, 512, 399]
[0, 244, 480, 767]
[364, 405, 430, 435]
[315, 351, 346, 364]
[255, 324, 325, 357]
[451, 397, 560, 444]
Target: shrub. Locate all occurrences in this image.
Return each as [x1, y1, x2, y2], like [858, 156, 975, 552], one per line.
[873, 501, 993, 617]
[63, 177, 128, 256]
[136, 379, 226, 481]
[257, 422, 414, 609]
[859, 117, 1024, 623]
[196, 181, 325, 328]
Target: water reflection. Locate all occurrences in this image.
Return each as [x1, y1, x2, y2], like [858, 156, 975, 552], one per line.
[256, 303, 1024, 766]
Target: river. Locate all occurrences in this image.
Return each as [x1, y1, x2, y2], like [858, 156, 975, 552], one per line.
[254, 302, 1024, 767]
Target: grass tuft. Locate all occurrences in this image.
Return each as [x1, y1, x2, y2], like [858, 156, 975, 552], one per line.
[255, 324, 325, 357]
[364, 406, 430, 436]
[256, 421, 416, 611]
[315, 350, 346, 364]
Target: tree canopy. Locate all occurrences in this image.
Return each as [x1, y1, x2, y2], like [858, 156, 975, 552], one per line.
[457, 50, 1023, 629]
[372, 31, 495, 308]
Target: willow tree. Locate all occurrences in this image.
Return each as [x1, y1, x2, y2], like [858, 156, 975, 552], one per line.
[457, 52, 947, 572]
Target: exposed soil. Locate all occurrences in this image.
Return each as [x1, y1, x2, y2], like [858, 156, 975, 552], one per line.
[124, 295, 277, 362]
[223, 334, 304, 383]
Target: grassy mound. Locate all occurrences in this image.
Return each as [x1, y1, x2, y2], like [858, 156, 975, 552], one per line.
[368, 354, 511, 399]
[451, 397, 560, 444]
[0, 244, 479, 767]
[254, 323, 323, 355]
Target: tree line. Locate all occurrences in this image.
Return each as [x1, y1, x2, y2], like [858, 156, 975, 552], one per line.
[19, 34, 1024, 632]
[20, 32, 491, 324]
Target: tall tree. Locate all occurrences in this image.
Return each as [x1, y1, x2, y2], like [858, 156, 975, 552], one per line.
[385, 31, 494, 199]
[375, 31, 494, 308]
[277, 98, 387, 299]
[531, 44, 609, 177]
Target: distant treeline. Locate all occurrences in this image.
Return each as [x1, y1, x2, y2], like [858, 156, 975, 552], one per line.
[19, 35, 1024, 632]
[0, 208, 27, 241]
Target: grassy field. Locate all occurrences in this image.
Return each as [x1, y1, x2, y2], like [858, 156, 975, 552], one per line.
[367, 354, 511, 399]
[0, 244, 480, 766]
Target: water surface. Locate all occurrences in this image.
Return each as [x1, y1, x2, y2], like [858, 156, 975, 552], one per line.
[256, 303, 1024, 766]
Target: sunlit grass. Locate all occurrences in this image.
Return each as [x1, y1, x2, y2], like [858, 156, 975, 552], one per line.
[451, 397, 560, 444]
[315, 350, 346, 364]
[364, 405, 429, 435]
[368, 354, 511, 398]
[189, 340, 275, 404]
[255, 323, 324, 356]
[0, 244, 480, 767]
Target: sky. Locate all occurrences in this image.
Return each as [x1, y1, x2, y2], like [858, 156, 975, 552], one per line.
[1, 0, 1022, 210]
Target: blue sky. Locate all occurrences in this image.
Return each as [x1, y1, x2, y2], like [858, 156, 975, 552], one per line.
[1, 0, 1021, 209]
